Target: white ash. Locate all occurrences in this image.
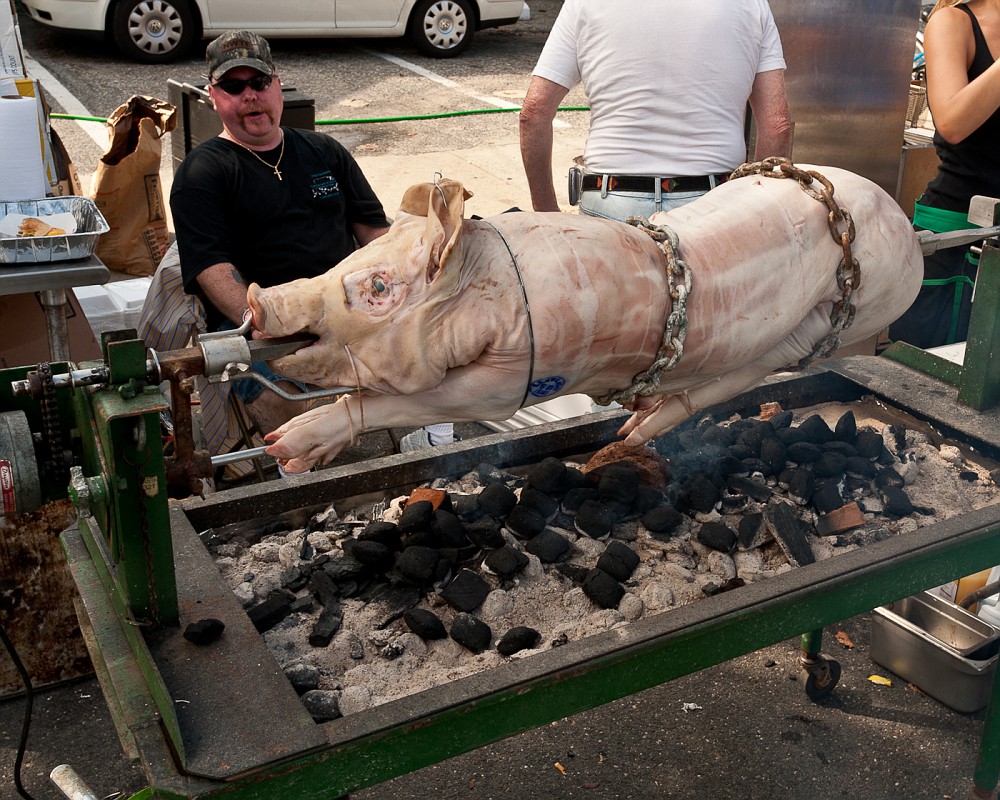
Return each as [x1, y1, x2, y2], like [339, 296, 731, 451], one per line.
[207, 402, 1000, 717]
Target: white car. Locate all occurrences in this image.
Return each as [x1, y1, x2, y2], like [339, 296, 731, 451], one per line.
[19, 0, 530, 63]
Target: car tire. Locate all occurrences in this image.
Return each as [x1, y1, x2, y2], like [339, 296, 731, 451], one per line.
[409, 0, 475, 57]
[111, 0, 198, 63]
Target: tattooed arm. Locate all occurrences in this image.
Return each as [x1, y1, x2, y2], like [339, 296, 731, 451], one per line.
[195, 262, 252, 325]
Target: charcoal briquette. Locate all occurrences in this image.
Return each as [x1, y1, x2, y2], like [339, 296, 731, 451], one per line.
[395, 545, 440, 585]
[476, 463, 509, 485]
[497, 626, 542, 656]
[684, 473, 721, 513]
[824, 441, 858, 459]
[431, 510, 470, 548]
[641, 505, 684, 537]
[736, 420, 775, 455]
[696, 520, 737, 552]
[813, 452, 848, 478]
[634, 484, 665, 514]
[881, 486, 914, 516]
[441, 568, 492, 612]
[484, 545, 530, 578]
[449, 612, 492, 653]
[398, 500, 434, 533]
[527, 456, 568, 494]
[506, 504, 547, 538]
[284, 662, 320, 695]
[759, 437, 787, 475]
[452, 494, 484, 521]
[562, 487, 599, 514]
[358, 520, 401, 550]
[854, 429, 885, 460]
[301, 690, 341, 723]
[183, 618, 225, 645]
[769, 410, 795, 429]
[464, 516, 506, 549]
[597, 540, 641, 582]
[812, 480, 844, 515]
[798, 414, 835, 444]
[562, 466, 589, 492]
[403, 608, 448, 640]
[727, 443, 756, 461]
[524, 529, 571, 563]
[775, 426, 809, 446]
[477, 482, 518, 518]
[959, 470, 980, 482]
[702, 424, 736, 447]
[350, 540, 394, 572]
[518, 487, 560, 520]
[597, 466, 639, 509]
[787, 441, 823, 464]
[574, 499, 616, 538]
[582, 568, 626, 609]
[845, 456, 877, 479]
[834, 411, 857, 443]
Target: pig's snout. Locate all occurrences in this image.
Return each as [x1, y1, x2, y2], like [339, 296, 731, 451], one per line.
[246, 281, 324, 338]
[247, 283, 267, 330]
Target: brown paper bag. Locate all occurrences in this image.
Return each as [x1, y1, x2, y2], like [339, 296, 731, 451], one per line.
[90, 95, 176, 276]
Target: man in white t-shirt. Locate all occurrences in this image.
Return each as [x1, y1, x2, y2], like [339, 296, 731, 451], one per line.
[520, 0, 792, 221]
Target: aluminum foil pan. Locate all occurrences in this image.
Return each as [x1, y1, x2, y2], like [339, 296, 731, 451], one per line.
[0, 197, 110, 264]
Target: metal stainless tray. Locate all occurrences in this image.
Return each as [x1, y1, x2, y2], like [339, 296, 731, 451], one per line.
[0, 197, 110, 264]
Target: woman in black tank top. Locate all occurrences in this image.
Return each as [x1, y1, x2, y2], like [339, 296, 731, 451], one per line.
[889, 0, 1000, 348]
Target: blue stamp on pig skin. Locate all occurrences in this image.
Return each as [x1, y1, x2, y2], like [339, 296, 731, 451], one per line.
[529, 376, 565, 397]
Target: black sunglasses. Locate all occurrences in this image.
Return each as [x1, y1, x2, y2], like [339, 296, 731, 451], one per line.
[212, 75, 273, 95]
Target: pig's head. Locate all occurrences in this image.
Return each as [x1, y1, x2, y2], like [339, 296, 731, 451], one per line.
[247, 178, 474, 394]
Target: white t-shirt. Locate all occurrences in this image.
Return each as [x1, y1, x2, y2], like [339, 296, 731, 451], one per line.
[533, 0, 787, 177]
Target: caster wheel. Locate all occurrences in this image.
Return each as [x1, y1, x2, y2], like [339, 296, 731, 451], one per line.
[804, 657, 842, 701]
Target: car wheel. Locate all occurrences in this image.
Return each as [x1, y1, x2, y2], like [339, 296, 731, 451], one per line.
[409, 0, 475, 57]
[111, 0, 198, 63]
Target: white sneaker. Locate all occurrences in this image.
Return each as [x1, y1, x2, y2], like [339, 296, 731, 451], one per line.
[398, 429, 460, 453]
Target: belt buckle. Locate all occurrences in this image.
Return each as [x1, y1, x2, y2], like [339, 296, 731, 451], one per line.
[661, 178, 679, 193]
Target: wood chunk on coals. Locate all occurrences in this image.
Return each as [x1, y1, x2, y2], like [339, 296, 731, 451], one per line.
[248, 589, 295, 633]
[816, 502, 866, 536]
[764, 502, 816, 566]
[407, 487, 452, 512]
[581, 441, 671, 493]
[309, 603, 344, 647]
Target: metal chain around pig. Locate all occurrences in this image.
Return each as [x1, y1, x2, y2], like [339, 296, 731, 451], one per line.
[591, 219, 691, 407]
[730, 157, 861, 366]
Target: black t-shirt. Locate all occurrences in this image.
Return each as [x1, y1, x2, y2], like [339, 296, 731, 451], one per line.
[923, 3, 1000, 213]
[171, 127, 390, 326]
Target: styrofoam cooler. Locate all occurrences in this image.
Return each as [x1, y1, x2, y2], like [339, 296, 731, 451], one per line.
[106, 278, 151, 332]
[73, 277, 151, 338]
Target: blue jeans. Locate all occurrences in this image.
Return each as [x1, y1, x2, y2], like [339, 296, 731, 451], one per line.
[217, 320, 309, 404]
[579, 188, 706, 222]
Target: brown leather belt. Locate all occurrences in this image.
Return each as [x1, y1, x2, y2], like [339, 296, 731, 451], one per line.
[581, 173, 729, 194]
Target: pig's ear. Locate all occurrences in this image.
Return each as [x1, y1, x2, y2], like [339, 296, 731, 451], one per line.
[426, 179, 471, 284]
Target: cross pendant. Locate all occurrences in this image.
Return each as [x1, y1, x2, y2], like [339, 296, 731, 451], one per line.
[274, 167, 283, 181]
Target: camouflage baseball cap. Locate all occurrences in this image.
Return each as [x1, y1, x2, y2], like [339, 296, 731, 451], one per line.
[206, 30, 275, 82]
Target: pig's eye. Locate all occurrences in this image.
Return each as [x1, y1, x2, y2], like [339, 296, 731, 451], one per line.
[371, 275, 389, 296]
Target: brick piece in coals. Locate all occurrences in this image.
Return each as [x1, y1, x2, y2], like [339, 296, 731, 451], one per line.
[641, 506, 684, 537]
[484, 545, 529, 578]
[497, 626, 541, 656]
[562, 487, 599, 514]
[798, 414, 835, 444]
[697, 521, 737, 553]
[408, 487, 453, 513]
[881, 486, 914, 516]
[764, 502, 816, 566]
[816, 502, 866, 536]
[787, 441, 823, 464]
[431, 510, 469, 548]
[834, 410, 857, 443]
[441, 569, 492, 612]
[309, 603, 344, 647]
[506, 504, 547, 538]
[518, 487, 559, 521]
[450, 612, 492, 653]
[477, 482, 517, 518]
[248, 589, 295, 633]
[284, 662, 320, 695]
[812, 480, 844, 515]
[350, 540, 394, 572]
[582, 568, 625, 609]
[395, 545, 440, 585]
[597, 540, 641, 582]
[464, 516, 506, 549]
[358, 520, 401, 550]
[574, 499, 616, 538]
[854, 429, 884, 459]
[301, 690, 341, 723]
[527, 456, 568, 494]
[737, 511, 771, 550]
[683, 473, 720, 514]
[403, 608, 448, 640]
[813, 451, 848, 479]
[183, 618, 225, 645]
[398, 500, 435, 534]
[524, 529, 571, 563]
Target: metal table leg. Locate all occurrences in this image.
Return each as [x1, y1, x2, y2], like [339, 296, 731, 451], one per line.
[38, 287, 70, 362]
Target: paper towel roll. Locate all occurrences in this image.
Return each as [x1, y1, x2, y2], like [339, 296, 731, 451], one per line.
[0, 95, 47, 202]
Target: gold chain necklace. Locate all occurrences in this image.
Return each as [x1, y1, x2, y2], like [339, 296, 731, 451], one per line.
[230, 131, 285, 180]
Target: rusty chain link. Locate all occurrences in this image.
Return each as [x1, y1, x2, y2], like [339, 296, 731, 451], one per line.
[730, 158, 861, 366]
[591, 218, 691, 407]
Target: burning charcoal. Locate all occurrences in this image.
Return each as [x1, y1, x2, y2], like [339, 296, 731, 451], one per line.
[737, 511, 771, 550]
[824, 441, 858, 458]
[759, 437, 787, 476]
[634, 484, 665, 514]
[854, 429, 884, 460]
[764, 503, 816, 566]
[395, 545, 440, 585]
[497, 626, 542, 656]
[737, 420, 774, 455]
[582, 568, 625, 609]
[301, 690, 341, 723]
[358, 520, 401, 550]
[527, 456, 568, 495]
[775, 426, 809, 446]
[290, 596, 315, 615]
[697, 521, 737, 553]
[449, 612, 492, 653]
[281, 565, 308, 592]
[812, 480, 844, 515]
[484, 545, 529, 578]
[524, 529, 571, 563]
[720, 490, 749, 514]
[349, 541, 394, 573]
[813, 452, 848, 479]
[476, 463, 510, 485]
[309, 603, 344, 647]
[726, 474, 773, 503]
[787, 442, 822, 464]
[683, 473, 721, 514]
[431, 510, 469, 548]
[451, 494, 483, 521]
[562, 466, 589, 492]
[574, 500, 616, 539]
[518, 487, 560, 521]
[309, 569, 340, 607]
[562, 487, 599, 515]
[597, 540, 641, 582]
[787, 468, 816, 505]
[834, 410, 857, 443]
[478, 482, 518, 518]
[727, 443, 756, 462]
[506, 505, 547, 538]
[702, 424, 736, 448]
[398, 500, 435, 533]
[183, 618, 225, 645]
[769, 410, 795, 430]
[845, 456, 877, 479]
[247, 589, 295, 633]
[323, 554, 368, 583]
[641, 506, 684, 537]
[881, 486, 914, 517]
[464, 516, 506, 549]
[284, 662, 320, 695]
[441, 569, 492, 612]
[403, 608, 448, 640]
[555, 563, 591, 584]
[716, 454, 747, 477]
[597, 465, 640, 515]
[798, 414, 834, 444]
